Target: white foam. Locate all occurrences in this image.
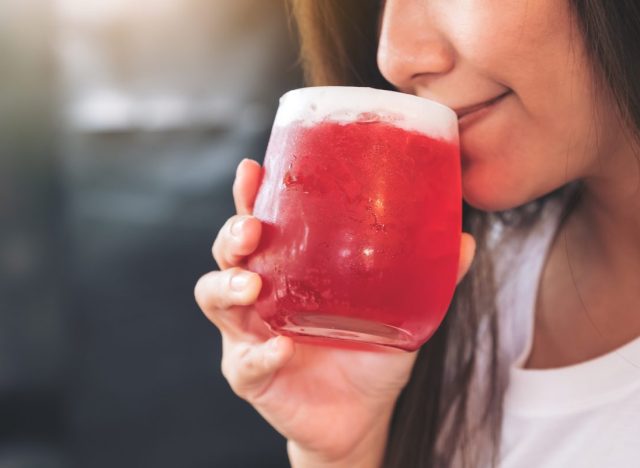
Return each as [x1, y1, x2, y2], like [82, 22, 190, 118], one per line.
[273, 86, 458, 141]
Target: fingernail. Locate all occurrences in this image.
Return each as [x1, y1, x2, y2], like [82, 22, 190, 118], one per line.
[230, 216, 248, 237]
[230, 272, 251, 291]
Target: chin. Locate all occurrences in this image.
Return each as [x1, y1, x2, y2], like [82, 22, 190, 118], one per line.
[461, 164, 530, 213]
[463, 190, 517, 213]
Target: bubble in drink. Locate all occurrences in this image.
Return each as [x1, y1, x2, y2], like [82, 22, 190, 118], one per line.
[248, 87, 461, 351]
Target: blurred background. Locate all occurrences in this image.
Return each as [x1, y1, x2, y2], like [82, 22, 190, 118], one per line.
[1, 0, 301, 466]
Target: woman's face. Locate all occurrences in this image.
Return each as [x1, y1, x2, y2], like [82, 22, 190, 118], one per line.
[377, 0, 625, 211]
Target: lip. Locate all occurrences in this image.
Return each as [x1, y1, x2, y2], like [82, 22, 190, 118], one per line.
[455, 91, 511, 128]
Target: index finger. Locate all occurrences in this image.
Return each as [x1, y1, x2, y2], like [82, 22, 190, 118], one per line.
[233, 159, 263, 215]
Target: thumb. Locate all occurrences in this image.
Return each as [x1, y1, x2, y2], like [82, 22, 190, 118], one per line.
[456, 232, 476, 284]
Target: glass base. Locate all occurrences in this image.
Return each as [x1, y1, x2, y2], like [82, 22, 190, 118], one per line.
[277, 313, 416, 351]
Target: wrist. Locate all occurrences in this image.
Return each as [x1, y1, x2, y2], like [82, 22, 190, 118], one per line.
[287, 411, 392, 468]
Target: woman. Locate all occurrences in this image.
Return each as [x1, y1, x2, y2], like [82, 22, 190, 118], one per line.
[195, 1, 640, 466]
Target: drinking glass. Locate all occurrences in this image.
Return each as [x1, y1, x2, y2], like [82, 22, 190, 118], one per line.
[247, 86, 460, 351]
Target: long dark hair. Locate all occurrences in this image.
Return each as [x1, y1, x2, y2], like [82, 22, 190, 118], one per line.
[288, 1, 640, 466]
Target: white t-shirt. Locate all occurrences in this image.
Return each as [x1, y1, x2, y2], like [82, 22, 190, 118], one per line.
[493, 195, 640, 467]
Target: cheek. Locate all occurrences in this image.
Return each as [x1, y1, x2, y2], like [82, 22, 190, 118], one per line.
[458, 98, 540, 211]
[453, 0, 614, 212]
[459, 101, 589, 211]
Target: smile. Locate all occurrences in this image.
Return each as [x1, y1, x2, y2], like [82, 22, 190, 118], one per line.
[455, 91, 511, 129]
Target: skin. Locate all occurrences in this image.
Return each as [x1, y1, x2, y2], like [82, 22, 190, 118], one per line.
[196, 158, 477, 467]
[377, 0, 640, 368]
[197, 0, 640, 466]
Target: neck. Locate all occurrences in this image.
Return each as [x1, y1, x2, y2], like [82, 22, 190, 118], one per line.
[564, 132, 640, 336]
[525, 132, 640, 369]
[578, 137, 640, 267]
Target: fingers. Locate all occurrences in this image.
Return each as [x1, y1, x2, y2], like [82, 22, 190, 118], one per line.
[213, 214, 262, 270]
[221, 335, 295, 401]
[194, 268, 262, 332]
[195, 267, 295, 401]
[233, 158, 263, 216]
[456, 232, 476, 284]
[213, 159, 263, 270]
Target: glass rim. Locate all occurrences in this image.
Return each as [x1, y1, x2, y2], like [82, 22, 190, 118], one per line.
[274, 86, 458, 141]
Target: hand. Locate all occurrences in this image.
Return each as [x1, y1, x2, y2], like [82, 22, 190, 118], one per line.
[195, 159, 476, 467]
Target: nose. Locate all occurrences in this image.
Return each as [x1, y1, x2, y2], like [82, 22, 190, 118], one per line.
[377, 0, 455, 93]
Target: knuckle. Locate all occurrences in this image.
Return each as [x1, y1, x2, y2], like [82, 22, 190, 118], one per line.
[235, 217, 262, 255]
[228, 214, 250, 239]
[225, 266, 245, 281]
[194, 271, 229, 313]
[194, 273, 213, 309]
[213, 215, 259, 268]
[212, 218, 234, 267]
[232, 174, 241, 196]
[211, 238, 222, 267]
[228, 269, 262, 306]
[222, 362, 243, 398]
[239, 349, 257, 374]
[195, 268, 259, 320]
[221, 343, 252, 396]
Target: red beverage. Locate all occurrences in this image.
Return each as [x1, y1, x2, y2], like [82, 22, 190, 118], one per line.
[247, 87, 461, 351]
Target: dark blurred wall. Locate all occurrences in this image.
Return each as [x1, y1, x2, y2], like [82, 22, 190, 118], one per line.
[0, 0, 70, 466]
[2, 0, 302, 467]
[58, 1, 301, 467]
